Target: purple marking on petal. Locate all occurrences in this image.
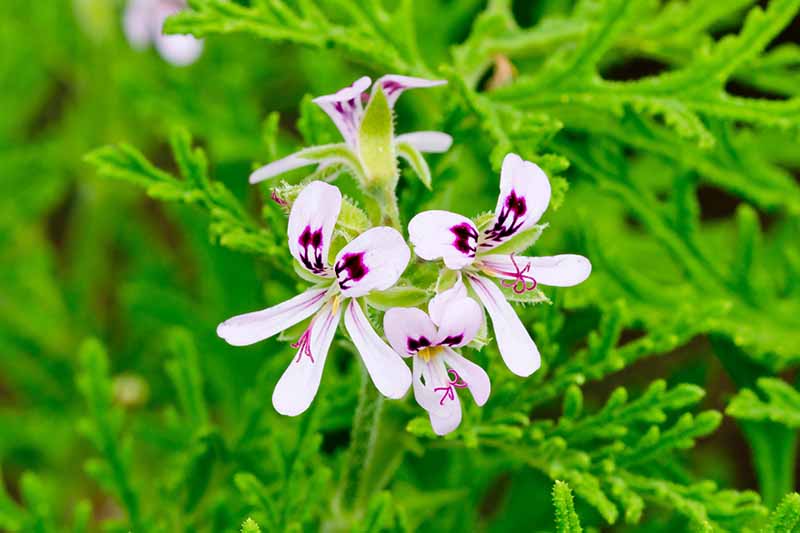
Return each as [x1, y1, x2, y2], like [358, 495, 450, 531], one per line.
[407, 335, 431, 353]
[481, 189, 527, 246]
[382, 80, 403, 95]
[298, 225, 327, 274]
[335, 252, 369, 291]
[450, 223, 478, 257]
[439, 334, 463, 346]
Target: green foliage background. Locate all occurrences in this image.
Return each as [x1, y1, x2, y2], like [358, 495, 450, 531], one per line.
[2, 0, 800, 531]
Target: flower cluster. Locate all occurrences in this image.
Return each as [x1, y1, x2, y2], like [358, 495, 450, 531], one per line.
[218, 76, 591, 435]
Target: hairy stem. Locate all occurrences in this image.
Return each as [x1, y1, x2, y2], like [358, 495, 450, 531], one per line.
[335, 364, 384, 521]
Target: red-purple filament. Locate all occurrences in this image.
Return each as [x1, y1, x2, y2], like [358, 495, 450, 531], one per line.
[433, 368, 468, 405]
[499, 253, 538, 294]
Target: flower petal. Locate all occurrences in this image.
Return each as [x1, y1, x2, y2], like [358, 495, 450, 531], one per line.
[395, 131, 452, 153]
[408, 210, 478, 270]
[249, 153, 316, 184]
[272, 298, 342, 416]
[334, 227, 410, 298]
[123, 0, 153, 49]
[373, 75, 446, 108]
[480, 254, 592, 287]
[313, 76, 372, 148]
[467, 274, 541, 377]
[288, 181, 342, 276]
[216, 288, 328, 346]
[479, 153, 551, 251]
[443, 347, 490, 406]
[154, 33, 204, 66]
[434, 296, 483, 348]
[428, 276, 467, 327]
[383, 307, 438, 357]
[153, 2, 203, 66]
[344, 300, 411, 399]
[413, 356, 461, 435]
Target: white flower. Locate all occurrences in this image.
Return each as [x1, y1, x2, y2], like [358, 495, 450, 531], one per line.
[384, 280, 490, 435]
[249, 75, 452, 186]
[408, 153, 592, 377]
[124, 0, 203, 66]
[217, 181, 412, 416]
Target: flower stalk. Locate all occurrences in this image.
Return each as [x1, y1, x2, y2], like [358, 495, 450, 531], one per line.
[334, 364, 384, 522]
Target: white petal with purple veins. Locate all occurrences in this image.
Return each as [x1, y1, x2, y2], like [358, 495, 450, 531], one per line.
[373, 75, 446, 107]
[395, 131, 452, 153]
[480, 254, 592, 287]
[480, 153, 551, 251]
[467, 274, 541, 377]
[288, 181, 341, 276]
[216, 287, 329, 346]
[443, 347, 490, 406]
[383, 307, 438, 357]
[335, 227, 410, 298]
[344, 300, 411, 399]
[413, 356, 461, 435]
[249, 153, 316, 184]
[313, 76, 371, 148]
[434, 296, 483, 349]
[272, 299, 342, 416]
[408, 210, 478, 270]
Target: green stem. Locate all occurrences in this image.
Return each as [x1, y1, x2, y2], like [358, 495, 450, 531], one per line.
[365, 183, 401, 230]
[336, 364, 384, 521]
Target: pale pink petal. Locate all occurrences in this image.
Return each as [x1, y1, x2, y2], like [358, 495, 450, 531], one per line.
[249, 153, 316, 184]
[312, 76, 371, 148]
[428, 276, 467, 327]
[344, 300, 411, 399]
[288, 181, 342, 276]
[272, 298, 342, 416]
[413, 356, 461, 435]
[123, 0, 154, 49]
[443, 347, 490, 406]
[467, 274, 541, 377]
[216, 288, 328, 346]
[434, 297, 483, 348]
[383, 307, 438, 357]
[334, 227, 410, 298]
[154, 33, 204, 66]
[480, 254, 592, 287]
[395, 131, 452, 153]
[408, 210, 478, 270]
[373, 75, 447, 108]
[479, 153, 551, 251]
[153, 1, 203, 66]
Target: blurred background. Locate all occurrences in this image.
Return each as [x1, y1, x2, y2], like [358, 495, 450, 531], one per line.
[2, 0, 800, 531]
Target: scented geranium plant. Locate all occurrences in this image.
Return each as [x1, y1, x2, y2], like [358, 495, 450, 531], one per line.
[7, 1, 800, 532]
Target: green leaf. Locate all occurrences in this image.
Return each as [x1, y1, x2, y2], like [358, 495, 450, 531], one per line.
[241, 517, 263, 533]
[553, 480, 583, 533]
[762, 493, 800, 533]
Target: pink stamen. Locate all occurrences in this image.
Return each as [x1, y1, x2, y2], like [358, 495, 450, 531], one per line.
[434, 369, 468, 405]
[292, 327, 314, 363]
[499, 253, 538, 294]
[271, 189, 288, 207]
